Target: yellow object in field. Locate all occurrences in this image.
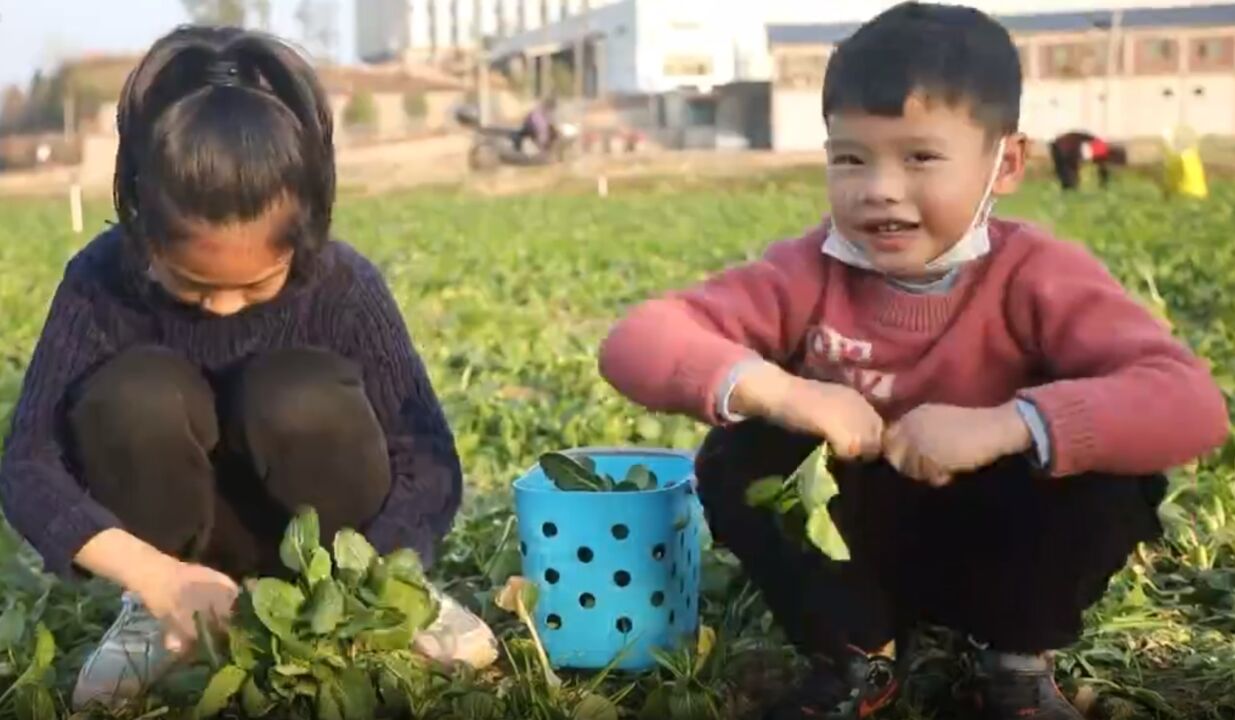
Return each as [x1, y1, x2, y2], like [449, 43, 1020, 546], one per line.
[1162, 125, 1209, 199]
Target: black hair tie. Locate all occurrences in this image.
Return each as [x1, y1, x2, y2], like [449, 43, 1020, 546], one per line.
[205, 59, 241, 87]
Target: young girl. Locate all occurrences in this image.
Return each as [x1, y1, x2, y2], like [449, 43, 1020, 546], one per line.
[0, 26, 495, 709]
[599, 4, 1227, 719]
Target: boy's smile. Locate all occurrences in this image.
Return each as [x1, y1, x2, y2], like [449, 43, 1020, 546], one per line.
[825, 93, 1027, 280]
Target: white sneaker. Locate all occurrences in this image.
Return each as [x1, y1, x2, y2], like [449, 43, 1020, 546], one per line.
[412, 585, 499, 669]
[71, 593, 181, 711]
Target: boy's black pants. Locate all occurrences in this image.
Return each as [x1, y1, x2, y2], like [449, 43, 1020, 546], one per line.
[68, 346, 392, 581]
[695, 420, 1167, 659]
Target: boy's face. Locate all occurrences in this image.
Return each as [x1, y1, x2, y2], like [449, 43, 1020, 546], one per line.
[825, 94, 1026, 279]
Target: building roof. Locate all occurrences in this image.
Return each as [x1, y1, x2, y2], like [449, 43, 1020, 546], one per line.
[767, 3, 1235, 46]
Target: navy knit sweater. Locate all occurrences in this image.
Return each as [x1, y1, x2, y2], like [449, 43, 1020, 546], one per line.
[0, 227, 463, 577]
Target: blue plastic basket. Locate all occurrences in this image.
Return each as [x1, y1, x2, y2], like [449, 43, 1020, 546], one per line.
[513, 447, 702, 671]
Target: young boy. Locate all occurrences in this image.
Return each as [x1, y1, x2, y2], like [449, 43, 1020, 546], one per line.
[598, 4, 1228, 719]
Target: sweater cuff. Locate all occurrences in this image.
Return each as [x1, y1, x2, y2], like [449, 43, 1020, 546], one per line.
[40, 500, 121, 579]
[715, 357, 767, 424]
[1013, 399, 1052, 468]
[1017, 384, 1099, 478]
[672, 344, 760, 425]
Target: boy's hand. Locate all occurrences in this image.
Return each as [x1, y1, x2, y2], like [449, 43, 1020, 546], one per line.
[731, 362, 884, 460]
[883, 402, 1033, 486]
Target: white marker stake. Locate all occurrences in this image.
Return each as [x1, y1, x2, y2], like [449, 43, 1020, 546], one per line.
[69, 183, 83, 234]
[597, 176, 609, 198]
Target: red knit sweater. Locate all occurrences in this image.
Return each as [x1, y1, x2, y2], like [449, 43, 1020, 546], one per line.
[599, 218, 1229, 477]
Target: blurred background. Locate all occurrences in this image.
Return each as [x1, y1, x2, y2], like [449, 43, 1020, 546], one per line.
[0, 0, 1232, 193]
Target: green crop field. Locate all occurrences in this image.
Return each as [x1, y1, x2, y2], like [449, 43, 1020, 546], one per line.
[0, 168, 1232, 719]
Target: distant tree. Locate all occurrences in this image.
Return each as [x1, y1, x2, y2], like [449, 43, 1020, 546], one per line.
[181, 0, 257, 27]
[295, 0, 340, 61]
[251, 0, 272, 29]
[404, 91, 428, 121]
[343, 91, 377, 129]
[0, 86, 27, 135]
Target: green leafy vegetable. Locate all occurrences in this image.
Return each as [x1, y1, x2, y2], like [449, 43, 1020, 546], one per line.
[194, 664, 247, 719]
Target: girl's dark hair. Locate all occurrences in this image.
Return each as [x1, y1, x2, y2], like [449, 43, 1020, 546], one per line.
[114, 25, 335, 276]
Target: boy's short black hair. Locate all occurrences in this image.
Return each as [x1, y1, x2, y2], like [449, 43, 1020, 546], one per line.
[823, 2, 1022, 138]
[114, 25, 335, 278]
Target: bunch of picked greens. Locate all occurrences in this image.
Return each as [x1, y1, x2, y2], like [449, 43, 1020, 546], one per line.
[192, 508, 440, 720]
[744, 444, 849, 561]
[539, 453, 659, 493]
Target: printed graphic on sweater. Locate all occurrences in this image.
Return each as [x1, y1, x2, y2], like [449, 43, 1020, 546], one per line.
[803, 325, 896, 402]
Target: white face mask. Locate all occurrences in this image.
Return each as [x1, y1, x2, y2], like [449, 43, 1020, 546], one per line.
[822, 137, 1007, 274]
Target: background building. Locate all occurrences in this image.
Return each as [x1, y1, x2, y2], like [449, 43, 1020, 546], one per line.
[474, 0, 1234, 151]
[355, 0, 614, 66]
[768, 3, 1235, 150]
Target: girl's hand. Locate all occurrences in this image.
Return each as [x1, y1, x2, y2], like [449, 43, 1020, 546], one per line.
[131, 557, 240, 653]
[731, 362, 884, 460]
[883, 402, 1032, 486]
[75, 528, 239, 652]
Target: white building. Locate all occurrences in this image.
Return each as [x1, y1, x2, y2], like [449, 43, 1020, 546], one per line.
[485, 0, 1227, 92]
[487, 0, 774, 95]
[480, 0, 1233, 150]
[355, 0, 615, 64]
[767, 2, 1235, 150]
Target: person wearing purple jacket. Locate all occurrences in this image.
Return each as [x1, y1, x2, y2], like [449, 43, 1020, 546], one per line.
[515, 95, 559, 156]
[0, 26, 497, 710]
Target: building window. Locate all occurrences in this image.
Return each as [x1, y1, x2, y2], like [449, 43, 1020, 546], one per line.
[1190, 36, 1235, 72]
[1016, 43, 1033, 79]
[1135, 37, 1180, 75]
[1039, 41, 1110, 79]
[663, 55, 713, 77]
[686, 98, 716, 127]
[774, 50, 827, 89]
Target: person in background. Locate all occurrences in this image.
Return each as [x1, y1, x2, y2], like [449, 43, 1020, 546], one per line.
[1049, 130, 1127, 190]
[0, 26, 497, 711]
[514, 94, 559, 157]
[598, 4, 1227, 719]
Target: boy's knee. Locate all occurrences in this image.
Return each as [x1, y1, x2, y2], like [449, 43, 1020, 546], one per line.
[71, 346, 216, 449]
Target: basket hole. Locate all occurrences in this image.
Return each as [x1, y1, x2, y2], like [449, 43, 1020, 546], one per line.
[686, 596, 692, 610]
[669, 610, 677, 625]
[547, 614, 562, 630]
[545, 568, 560, 584]
[520, 541, 527, 556]
[652, 544, 666, 560]
[616, 617, 633, 634]
[679, 578, 686, 594]
[579, 593, 596, 609]
[611, 524, 629, 540]
[542, 522, 558, 538]
[651, 591, 665, 607]
[670, 563, 677, 578]
[577, 546, 594, 563]
[614, 570, 631, 587]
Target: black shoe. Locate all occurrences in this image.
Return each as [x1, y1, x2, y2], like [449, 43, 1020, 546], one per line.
[764, 648, 900, 720]
[974, 651, 1083, 720]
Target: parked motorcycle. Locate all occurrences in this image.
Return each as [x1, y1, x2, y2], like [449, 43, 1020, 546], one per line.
[454, 105, 580, 172]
